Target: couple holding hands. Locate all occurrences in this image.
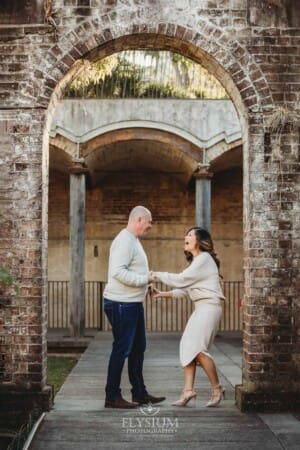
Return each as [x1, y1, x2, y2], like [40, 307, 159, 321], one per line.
[104, 206, 225, 409]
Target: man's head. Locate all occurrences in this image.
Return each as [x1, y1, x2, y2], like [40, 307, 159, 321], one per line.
[127, 206, 152, 237]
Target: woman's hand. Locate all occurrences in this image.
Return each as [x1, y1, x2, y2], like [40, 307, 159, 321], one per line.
[151, 287, 161, 298]
[150, 287, 172, 299]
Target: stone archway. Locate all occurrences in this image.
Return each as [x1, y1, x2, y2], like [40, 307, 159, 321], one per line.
[1, 3, 299, 418]
[42, 29, 257, 412]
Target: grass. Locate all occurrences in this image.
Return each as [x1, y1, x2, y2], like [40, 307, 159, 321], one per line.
[47, 354, 79, 395]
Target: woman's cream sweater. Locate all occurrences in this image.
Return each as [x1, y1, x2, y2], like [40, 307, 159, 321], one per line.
[155, 252, 225, 303]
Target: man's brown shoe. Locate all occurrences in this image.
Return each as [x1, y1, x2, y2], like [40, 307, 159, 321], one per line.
[132, 393, 166, 405]
[105, 397, 139, 409]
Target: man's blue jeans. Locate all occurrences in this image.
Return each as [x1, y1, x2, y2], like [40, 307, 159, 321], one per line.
[104, 299, 148, 401]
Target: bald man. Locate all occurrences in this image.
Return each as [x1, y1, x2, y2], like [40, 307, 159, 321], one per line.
[103, 206, 166, 408]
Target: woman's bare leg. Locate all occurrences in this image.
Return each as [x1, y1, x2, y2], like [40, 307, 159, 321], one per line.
[172, 360, 197, 406]
[183, 360, 196, 391]
[196, 352, 219, 387]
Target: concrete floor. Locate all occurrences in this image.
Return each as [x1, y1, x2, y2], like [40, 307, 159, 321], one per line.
[30, 332, 300, 450]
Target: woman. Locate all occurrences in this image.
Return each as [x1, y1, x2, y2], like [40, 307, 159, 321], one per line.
[151, 227, 225, 407]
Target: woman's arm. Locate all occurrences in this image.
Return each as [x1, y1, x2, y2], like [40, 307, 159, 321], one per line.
[150, 287, 188, 300]
[152, 254, 208, 288]
[150, 287, 173, 299]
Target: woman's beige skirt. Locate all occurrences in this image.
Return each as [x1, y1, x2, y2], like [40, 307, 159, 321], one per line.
[180, 300, 222, 367]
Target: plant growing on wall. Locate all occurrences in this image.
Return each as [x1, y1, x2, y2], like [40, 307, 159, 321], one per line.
[0, 266, 20, 387]
[0, 265, 20, 296]
[266, 106, 300, 161]
[0, 265, 19, 391]
[0, 266, 24, 370]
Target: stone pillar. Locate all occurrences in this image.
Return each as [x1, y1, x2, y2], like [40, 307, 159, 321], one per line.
[194, 165, 213, 231]
[235, 113, 300, 412]
[69, 159, 88, 338]
[0, 109, 53, 425]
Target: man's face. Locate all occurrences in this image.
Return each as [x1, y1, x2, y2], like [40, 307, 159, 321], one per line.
[138, 214, 152, 237]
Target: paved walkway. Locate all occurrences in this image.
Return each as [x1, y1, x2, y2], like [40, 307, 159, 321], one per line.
[30, 332, 300, 450]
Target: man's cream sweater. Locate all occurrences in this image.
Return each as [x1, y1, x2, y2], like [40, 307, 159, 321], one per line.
[103, 228, 149, 302]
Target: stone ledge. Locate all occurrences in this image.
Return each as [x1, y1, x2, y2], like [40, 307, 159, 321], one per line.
[47, 330, 95, 353]
[236, 384, 300, 413]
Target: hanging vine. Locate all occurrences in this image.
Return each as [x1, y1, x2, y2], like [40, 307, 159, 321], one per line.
[44, 0, 58, 32]
[265, 105, 300, 161]
[64, 50, 229, 99]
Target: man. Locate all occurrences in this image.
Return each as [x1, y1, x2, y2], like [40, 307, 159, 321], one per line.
[103, 206, 166, 409]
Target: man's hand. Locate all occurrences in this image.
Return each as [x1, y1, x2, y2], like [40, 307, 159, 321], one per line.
[150, 287, 162, 298]
[147, 285, 161, 299]
[147, 284, 154, 298]
[148, 271, 156, 283]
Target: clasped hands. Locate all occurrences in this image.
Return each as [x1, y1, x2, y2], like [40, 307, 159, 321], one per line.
[148, 271, 156, 283]
[148, 271, 163, 298]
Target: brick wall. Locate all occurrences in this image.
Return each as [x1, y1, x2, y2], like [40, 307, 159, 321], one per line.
[0, 0, 299, 414]
[0, 109, 52, 421]
[238, 115, 300, 411]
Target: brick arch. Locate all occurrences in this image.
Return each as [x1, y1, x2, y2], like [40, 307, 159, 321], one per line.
[40, 17, 264, 318]
[40, 19, 272, 120]
[41, 24, 273, 193]
[39, 15, 271, 411]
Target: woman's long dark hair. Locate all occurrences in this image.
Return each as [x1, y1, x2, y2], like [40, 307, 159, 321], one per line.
[184, 227, 221, 271]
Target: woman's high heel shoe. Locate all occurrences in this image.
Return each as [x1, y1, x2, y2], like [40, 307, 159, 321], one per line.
[206, 384, 225, 407]
[172, 389, 197, 407]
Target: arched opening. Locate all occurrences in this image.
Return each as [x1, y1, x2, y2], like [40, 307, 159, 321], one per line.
[47, 47, 244, 334]
[41, 30, 257, 412]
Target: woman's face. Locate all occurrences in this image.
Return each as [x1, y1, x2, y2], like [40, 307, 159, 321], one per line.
[184, 229, 199, 255]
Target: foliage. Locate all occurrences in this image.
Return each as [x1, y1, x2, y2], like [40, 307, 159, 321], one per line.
[140, 82, 186, 98]
[0, 265, 20, 295]
[47, 355, 78, 395]
[69, 56, 118, 91]
[64, 50, 229, 100]
[4, 416, 33, 450]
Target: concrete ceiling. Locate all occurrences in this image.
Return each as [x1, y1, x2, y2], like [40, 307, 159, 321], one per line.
[49, 133, 242, 187]
[209, 146, 242, 173]
[49, 145, 73, 173]
[85, 139, 199, 186]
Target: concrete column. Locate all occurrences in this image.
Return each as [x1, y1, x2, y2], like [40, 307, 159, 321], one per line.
[194, 165, 213, 231]
[69, 160, 88, 338]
